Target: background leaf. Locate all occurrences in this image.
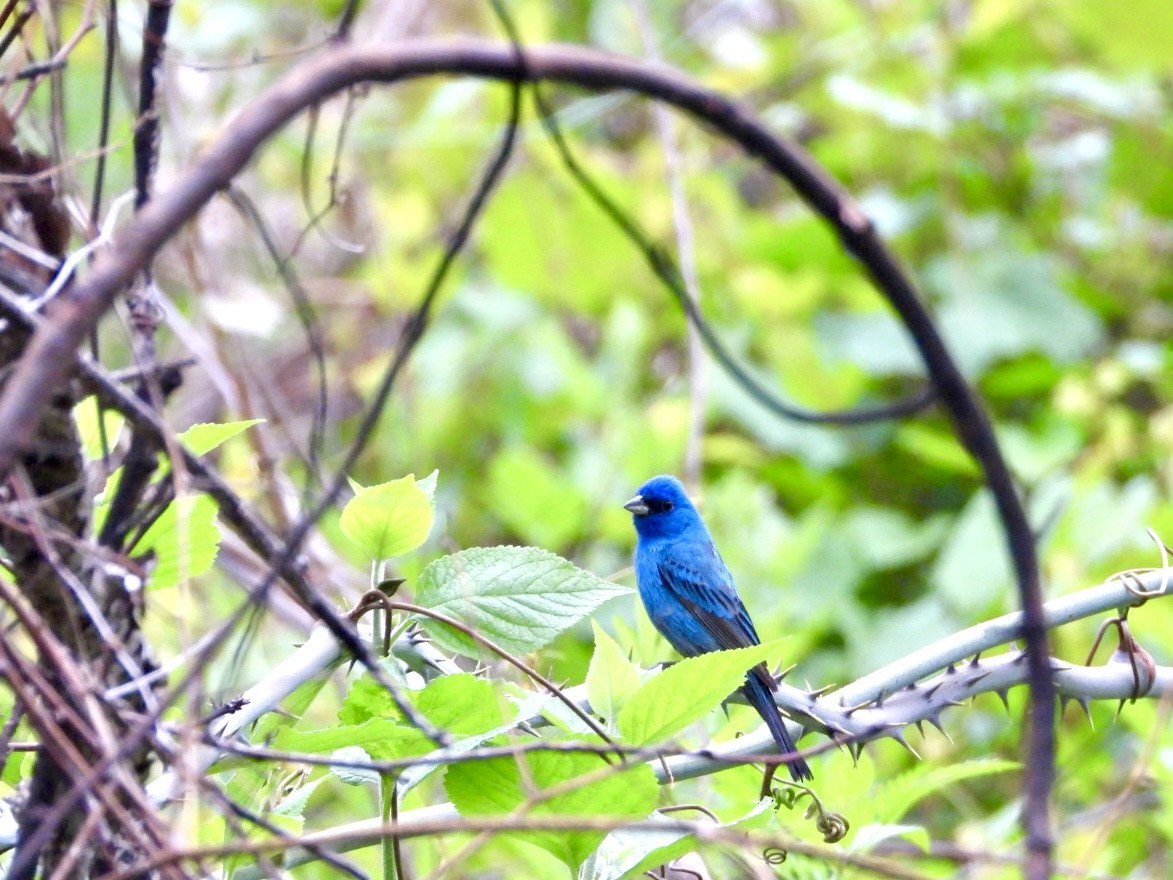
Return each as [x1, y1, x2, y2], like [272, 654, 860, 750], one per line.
[339, 474, 435, 561]
[132, 494, 220, 590]
[178, 419, 264, 457]
[585, 622, 642, 729]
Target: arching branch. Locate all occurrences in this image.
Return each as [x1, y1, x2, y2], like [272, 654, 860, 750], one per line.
[0, 37, 1050, 871]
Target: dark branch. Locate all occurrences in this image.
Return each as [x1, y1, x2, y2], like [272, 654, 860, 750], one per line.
[0, 39, 1051, 873]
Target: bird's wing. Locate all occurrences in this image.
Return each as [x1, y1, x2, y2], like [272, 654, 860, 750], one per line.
[656, 542, 763, 654]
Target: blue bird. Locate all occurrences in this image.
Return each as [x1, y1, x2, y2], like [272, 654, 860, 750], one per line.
[625, 474, 812, 781]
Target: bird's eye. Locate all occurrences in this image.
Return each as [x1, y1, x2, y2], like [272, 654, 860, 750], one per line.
[649, 498, 674, 513]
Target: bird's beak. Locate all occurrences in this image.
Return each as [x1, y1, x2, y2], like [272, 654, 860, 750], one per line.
[624, 494, 649, 516]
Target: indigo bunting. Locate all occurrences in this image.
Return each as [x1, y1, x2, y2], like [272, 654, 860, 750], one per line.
[625, 474, 812, 781]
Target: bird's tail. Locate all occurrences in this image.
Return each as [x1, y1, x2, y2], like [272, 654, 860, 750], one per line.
[742, 668, 813, 782]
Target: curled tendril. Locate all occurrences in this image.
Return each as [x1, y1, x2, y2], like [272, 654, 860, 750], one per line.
[770, 785, 799, 810]
[762, 846, 788, 865]
[768, 781, 850, 843]
[812, 808, 850, 843]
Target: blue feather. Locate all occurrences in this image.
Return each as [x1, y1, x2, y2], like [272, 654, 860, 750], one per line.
[625, 475, 812, 782]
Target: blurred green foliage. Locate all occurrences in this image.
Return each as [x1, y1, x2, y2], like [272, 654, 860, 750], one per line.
[24, 0, 1171, 877]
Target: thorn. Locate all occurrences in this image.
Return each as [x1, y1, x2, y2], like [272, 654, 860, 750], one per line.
[923, 681, 944, 700]
[807, 683, 836, 698]
[946, 699, 967, 708]
[848, 741, 864, 764]
[905, 682, 917, 691]
[874, 691, 886, 709]
[1012, 651, 1027, 665]
[945, 663, 957, 675]
[774, 663, 797, 682]
[969, 652, 983, 666]
[995, 690, 1011, 712]
[915, 720, 925, 738]
[1059, 695, 1071, 715]
[1075, 697, 1093, 727]
[924, 715, 953, 744]
[1049, 659, 1073, 672]
[967, 670, 993, 687]
[887, 730, 922, 759]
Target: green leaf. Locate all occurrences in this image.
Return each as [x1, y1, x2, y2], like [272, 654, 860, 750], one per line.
[273, 719, 426, 757]
[74, 396, 125, 460]
[338, 675, 398, 724]
[927, 251, 1103, 377]
[179, 419, 263, 457]
[930, 491, 1013, 614]
[843, 507, 950, 571]
[850, 823, 931, 854]
[583, 799, 773, 880]
[132, 493, 220, 589]
[894, 423, 980, 477]
[416, 468, 439, 501]
[342, 673, 506, 735]
[413, 673, 507, 735]
[332, 673, 511, 763]
[444, 748, 658, 869]
[617, 639, 788, 745]
[875, 758, 1019, 823]
[339, 473, 435, 561]
[586, 622, 642, 729]
[399, 689, 545, 797]
[414, 546, 631, 660]
[485, 445, 588, 549]
[272, 776, 326, 819]
[331, 746, 381, 787]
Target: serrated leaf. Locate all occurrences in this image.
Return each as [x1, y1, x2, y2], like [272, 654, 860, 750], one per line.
[179, 419, 263, 457]
[586, 622, 642, 728]
[445, 747, 657, 869]
[617, 639, 787, 745]
[414, 546, 631, 660]
[338, 675, 397, 725]
[416, 468, 439, 500]
[272, 776, 326, 818]
[331, 746, 381, 787]
[339, 474, 434, 561]
[132, 493, 220, 589]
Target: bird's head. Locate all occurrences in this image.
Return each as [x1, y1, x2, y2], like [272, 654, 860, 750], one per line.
[624, 474, 700, 539]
